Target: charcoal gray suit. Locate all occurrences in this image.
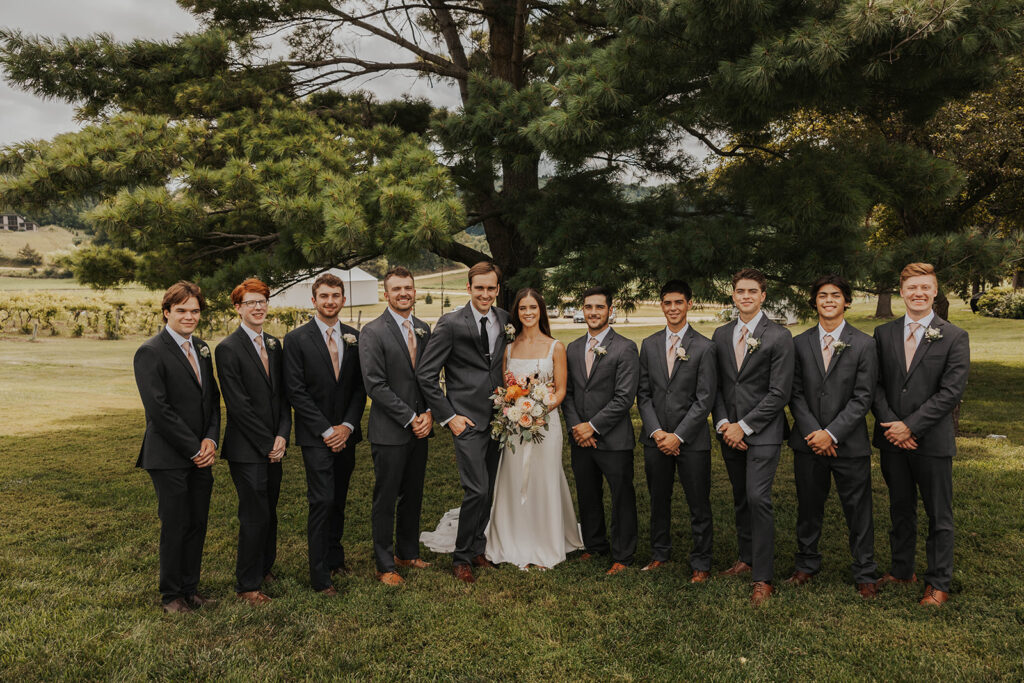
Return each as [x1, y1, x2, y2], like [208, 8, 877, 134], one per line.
[134, 328, 220, 605]
[417, 304, 509, 567]
[712, 314, 794, 582]
[637, 326, 717, 570]
[215, 324, 291, 594]
[788, 322, 878, 584]
[360, 309, 432, 573]
[872, 314, 969, 593]
[563, 327, 640, 565]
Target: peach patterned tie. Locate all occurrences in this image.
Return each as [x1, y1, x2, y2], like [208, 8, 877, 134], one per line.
[403, 320, 417, 369]
[254, 334, 270, 377]
[735, 326, 748, 372]
[585, 337, 598, 377]
[327, 328, 340, 380]
[182, 341, 201, 385]
[822, 334, 834, 371]
[667, 334, 680, 377]
[905, 322, 921, 371]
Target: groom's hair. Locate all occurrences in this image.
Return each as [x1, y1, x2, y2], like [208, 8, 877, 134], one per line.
[162, 281, 206, 312]
[468, 261, 502, 285]
[808, 274, 852, 310]
[660, 280, 692, 301]
[581, 286, 612, 307]
[900, 262, 936, 286]
[731, 268, 767, 293]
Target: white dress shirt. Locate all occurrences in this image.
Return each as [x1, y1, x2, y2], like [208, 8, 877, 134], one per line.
[164, 326, 214, 457]
[904, 310, 935, 347]
[240, 321, 266, 355]
[470, 305, 499, 355]
[818, 320, 847, 445]
[313, 316, 354, 437]
[717, 311, 765, 436]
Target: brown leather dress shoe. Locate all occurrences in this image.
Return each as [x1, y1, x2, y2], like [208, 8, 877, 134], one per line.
[318, 586, 339, 596]
[453, 565, 475, 584]
[162, 598, 192, 614]
[187, 594, 216, 609]
[690, 570, 711, 584]
[856, 582, 879, 599]
[395, 556, 431, 569]
[785, 570, 814, 586]
[919, 584, 950, 606]
[376, 571, 405, 586]
[606, 562, 628, 576]
[751, 581, 775, 606]
[720, 560, 752, 576]
[237, 590, 272, 605]
[579, 552, 596, 561]
[877, 572, 916, 587]
[472, 554, 497, 569]
[641, 560, 667, 571]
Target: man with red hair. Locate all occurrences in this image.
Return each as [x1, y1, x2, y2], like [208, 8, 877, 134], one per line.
[215, 278, 291, 605]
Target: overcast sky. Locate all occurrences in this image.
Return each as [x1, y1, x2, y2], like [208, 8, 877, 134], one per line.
[0, 0, 461, 147]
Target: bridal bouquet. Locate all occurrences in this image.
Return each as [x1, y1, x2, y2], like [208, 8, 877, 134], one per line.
[489, 371, 557, 452]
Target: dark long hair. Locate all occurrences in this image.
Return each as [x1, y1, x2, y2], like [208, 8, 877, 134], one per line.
[511, 288, 551, 337]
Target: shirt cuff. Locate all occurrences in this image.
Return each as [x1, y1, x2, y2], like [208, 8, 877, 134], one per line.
[192, 451, 201, 460]
[588, 421, 600, 435]
[825, 429, 838, 445]
[650, 429, 664, 438]
[404, 412, 416, 428]
[673, 432, 685, 444]
[738, 420, 753, 436]
[439, 414, 454, 427]
[715, 419, 728, 431]
[342, 422, 354, 432]
[321, 426, 334, 438]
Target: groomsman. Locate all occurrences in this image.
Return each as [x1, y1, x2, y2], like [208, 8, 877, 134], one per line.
[636, 280, 717, 582]
[712, 268, 794, 605]
[417, 261, 509, 583]
[872, 263, 969, 606]
[215, 278, 291, 605]
[787, 275, 879, 598]
[564, 286, 640, 575]
[284, 273, 367, 595]
[133, 281, 220, 613]
[360, 266, 433, 586]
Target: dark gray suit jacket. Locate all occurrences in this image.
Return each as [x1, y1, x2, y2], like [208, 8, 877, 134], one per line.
[637, 326, 717, 451]
[788, 323, 876, 457]
[134, 329, 221, 470]
[283, 319, 366, 448]
[215, 325, 291, 463]
[416, 305, 509, 433]
[563, 327, 640, 452]
[712, 316, 794, 445]
[871, 316, 969, 457]
[360, 310, 433, 446]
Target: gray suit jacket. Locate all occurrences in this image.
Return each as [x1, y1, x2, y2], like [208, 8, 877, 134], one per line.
[637, 327, 717, 451]
[563, 327, 639, 452]
[712, 316, 794, 445]
[360, 310, 433, 446]
[788, 323, 876, 457]
[871, 316, 969, 457]
[416, 305, 509, 434]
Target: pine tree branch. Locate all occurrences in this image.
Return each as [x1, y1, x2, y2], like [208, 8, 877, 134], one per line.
[682, 126, 787, 161]
[426, 0, 471, 100]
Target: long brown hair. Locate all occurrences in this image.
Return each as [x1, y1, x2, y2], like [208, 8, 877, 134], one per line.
[511, 288, 551, 337]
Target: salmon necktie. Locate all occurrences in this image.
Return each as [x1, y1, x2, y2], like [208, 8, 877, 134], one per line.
[183, 341, 201, 385]
[822, 334, 834, 371]
[403, 320, 417, 369]
[905, 322, 921, 371]
[735, 326, 748, 372]
[585, 337, 598, 377]
[255, 334, 270, 377]
[327, 328, 340, 380]
[667, 334, 680, 377]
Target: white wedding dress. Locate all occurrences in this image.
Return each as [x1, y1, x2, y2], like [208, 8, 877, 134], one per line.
[420, 341, 584, 569]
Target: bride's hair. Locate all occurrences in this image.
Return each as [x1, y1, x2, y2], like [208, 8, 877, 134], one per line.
[511, 288, 551, 337]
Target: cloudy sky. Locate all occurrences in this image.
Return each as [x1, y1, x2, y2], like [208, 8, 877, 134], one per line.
[0, 0, 461, 147]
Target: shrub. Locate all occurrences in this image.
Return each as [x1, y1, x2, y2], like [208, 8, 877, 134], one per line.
[424, 293, 434, 304]
[976, 286, 1024, 319]
[16, 244, 43, 266]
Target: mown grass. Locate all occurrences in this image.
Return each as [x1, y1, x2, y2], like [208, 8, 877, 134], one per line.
[1, 300, 1023, 679]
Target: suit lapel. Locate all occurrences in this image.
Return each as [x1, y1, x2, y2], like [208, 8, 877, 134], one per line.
[307, 319, 337, 382]
[462, 306, 489, 361]
[720, 320, 739, 380]
[491, 309, 508, 370]
[237, 326, 271, 385]
[906, 318, 940, 380]
[807, 328, 827, 379]
[266, 335, 280, 388]
[738, 316, 769, 376]
[383, 311, 416, 371]
[892, 320, 909, 381]
[160, 329, 202, 389]
[824, 324, 855, 380]
[654, 329, 671, 384]
[586, 328, 614, 387]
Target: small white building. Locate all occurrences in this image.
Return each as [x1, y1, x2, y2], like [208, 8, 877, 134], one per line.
[271, 267, 379, 308]
[1, 214, 38, 231]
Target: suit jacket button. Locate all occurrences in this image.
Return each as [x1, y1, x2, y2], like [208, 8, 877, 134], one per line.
[902, 388, 907, 393]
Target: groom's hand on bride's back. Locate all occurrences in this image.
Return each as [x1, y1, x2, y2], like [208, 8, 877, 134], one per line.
[447, 415, 475, 436]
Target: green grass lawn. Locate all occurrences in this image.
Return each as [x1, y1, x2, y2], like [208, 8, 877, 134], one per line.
[1, 299, 1023, 678]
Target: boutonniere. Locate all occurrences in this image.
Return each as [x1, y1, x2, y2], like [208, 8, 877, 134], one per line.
[831, 340, 850, 356]
[675, 346, 689, 362]
[198, 345, 211, 359]
[593, 345, 607, 357]
[924, 326, 943, 343]
[265, 337, 278, 350]
[504, 323, 516, 342]
[414, 327, 427, 338]
[744, 336, 761, 353]
[342, 333, 358, 346]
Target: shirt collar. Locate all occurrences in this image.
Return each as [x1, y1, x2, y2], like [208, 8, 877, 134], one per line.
[904, 311, 935, 330]
[314, 316, 338, 337]
[737, 310, 764, 333]
[388, 306, 414, 329]
[240, 322, 263, 343]
[165, 325, 191, 348]
[665, 324, 689, 342]
[470, 305, 494, 325]
[588, 327, 611, 346]
[818, 320, 846, 344]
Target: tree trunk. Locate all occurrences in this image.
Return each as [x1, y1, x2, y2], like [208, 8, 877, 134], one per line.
[932, 291, 950, 321]
[1013, 269, 1023, 289]
[874, 292, 894, 318]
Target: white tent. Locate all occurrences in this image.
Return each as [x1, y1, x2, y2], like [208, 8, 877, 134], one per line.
[271, 267, 379, 308]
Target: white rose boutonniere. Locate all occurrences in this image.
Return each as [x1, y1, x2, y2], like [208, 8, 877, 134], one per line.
[593, 345, 607, 357]
[266, 337, 278, 350]
[744, 336, 761, 353]
[831, 340, 850, 356]
[924, 326, 943, 343]
[414, 327, 427, 338]
[504, 323, 516, 342]
[198, 345, 211, 358]
[675, 346, 689, 362]
[342, 333, 358, 347]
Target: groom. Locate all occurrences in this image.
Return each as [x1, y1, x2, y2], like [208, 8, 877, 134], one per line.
[417, 261, 509, 583]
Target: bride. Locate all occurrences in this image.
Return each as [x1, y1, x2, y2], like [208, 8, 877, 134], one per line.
[484, 288, 584, 569]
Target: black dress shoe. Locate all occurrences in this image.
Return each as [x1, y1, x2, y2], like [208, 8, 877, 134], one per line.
[187, 593, 217, 608]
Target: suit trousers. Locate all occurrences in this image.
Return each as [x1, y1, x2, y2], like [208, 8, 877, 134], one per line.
[721, 443, 780, 582]
[371, 439, 429, 572]
[227, 460, 283, 593]
[301, 444, 356, 590]
[451, 429, 500, 566]
[571, 445, 638, 565]
[880, 449, 954, 592]
[643, 446, 712, 570]
[147, 466, 213, 604]
[792, 450, 878, 584]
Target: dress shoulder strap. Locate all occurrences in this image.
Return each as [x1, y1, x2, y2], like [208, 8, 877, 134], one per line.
[505, 342, 513, 363]
[546, 339, 557, 360]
